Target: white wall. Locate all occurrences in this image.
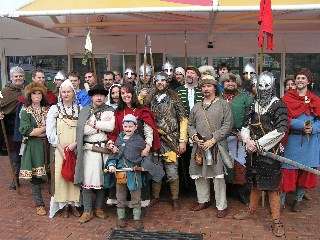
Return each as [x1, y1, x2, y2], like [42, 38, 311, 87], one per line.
[2, 32, 320, 57]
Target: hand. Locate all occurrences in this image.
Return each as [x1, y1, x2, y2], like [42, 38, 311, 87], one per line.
[110, 145, 119, 154]
[245, 139, 257, 152]
[201, 138, 216, 151]
[108, 166, 116, 173]
[304, 125, 313, 135]
[0, 111, 4, 120]
[83, 143, 93, 150]
[67, 142, 77, 151]
[193, 135, 204, 145]
[141, 145, 151, 157]
[178, 142, 187, 154]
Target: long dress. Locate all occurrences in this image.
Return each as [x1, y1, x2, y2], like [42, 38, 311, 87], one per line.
[46, 104, 80, 218]
[19, 106, 48, 180]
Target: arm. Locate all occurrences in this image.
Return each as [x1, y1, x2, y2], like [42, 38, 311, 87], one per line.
[46, 105, 59, 146]
[256, 101, 288, 151]
[95, 110, 115, 132]
[188, 106, 197, 140]
[211, 101, 233, 143]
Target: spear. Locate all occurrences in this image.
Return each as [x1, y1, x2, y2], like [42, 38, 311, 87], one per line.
[0, 92, 21, 194]
[147, 35, 154, 75]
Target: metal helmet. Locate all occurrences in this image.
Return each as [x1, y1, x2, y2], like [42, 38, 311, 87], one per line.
[54, 71, 66, 81]
[124, 67, 135, 79]
[257, 71, 275, 91]
[162, 61, 174, 77]
[243, 63, 256, 80]
[139, 64, 152, 77]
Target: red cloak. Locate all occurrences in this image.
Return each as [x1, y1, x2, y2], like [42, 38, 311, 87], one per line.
[110, 106, 161, 151]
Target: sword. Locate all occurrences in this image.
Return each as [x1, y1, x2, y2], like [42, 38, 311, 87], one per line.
[103, 167, 133, 173]
[259, 150, 320, 176]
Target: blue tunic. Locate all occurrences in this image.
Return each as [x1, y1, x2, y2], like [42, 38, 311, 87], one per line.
[76, 89, 91, 107]
[283, 113, 320, 169]
[105, 132, 145, 191]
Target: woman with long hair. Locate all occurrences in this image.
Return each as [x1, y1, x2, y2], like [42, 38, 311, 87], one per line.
[108, 83, 161, 209]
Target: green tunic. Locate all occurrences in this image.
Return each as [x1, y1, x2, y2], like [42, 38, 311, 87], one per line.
[19, 107, 48, 180]
[228, 91, 253, 130]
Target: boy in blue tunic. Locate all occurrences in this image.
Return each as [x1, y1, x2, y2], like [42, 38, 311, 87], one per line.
[106, 114, 146, 230]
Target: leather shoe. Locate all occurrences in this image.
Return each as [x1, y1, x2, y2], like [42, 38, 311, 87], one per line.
[70, 206, 81, 217]
[78, 211, 94, 223]
[95, 208, 107, 219]
[216, 208, 228, 218]
[271, 219, 285, 237]
[190, 202, 210, 211]
[149, 198, 160, 207]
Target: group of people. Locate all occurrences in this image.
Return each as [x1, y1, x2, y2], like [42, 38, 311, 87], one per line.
[0, 61, 319, 237]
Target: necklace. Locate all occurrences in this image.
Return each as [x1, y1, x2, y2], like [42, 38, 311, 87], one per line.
[30, 105, 45, 127]
[202, 97, 217, 110]
[61, 102, 76, 119]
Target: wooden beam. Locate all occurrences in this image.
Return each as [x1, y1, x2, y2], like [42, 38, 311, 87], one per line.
[158, 12, 208, 21]
[17, 17, 67, 37]
[50, 16, 60, 24]
[53, 20, 208, 28]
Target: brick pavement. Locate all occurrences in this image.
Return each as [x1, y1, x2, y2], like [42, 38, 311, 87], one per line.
[0, 156, 319, 240]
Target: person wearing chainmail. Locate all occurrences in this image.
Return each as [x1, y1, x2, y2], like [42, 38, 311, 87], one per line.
[149, 72, 188, 210]
[136, 64, 154, 105]
[75, 84, 115, 223]
[233, 72, 288, 237]
[220, 73, 253, 205]
[189, 74, 232, 218]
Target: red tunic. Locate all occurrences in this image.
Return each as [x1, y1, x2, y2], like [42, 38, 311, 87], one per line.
[109, 106, 160, 151]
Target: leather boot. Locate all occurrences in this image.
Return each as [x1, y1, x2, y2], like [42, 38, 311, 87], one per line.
[78, 211, 94, 223]
[116, 208, 127, 228]
[150, 182, 162, 207]
[95, 208, 107, 219]
[190, 202, 210, 211]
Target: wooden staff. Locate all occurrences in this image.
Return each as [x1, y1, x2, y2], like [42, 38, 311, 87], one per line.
[0, 119, 21, 194]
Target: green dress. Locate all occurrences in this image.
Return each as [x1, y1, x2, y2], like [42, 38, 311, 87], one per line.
[19, 106, 48, 180]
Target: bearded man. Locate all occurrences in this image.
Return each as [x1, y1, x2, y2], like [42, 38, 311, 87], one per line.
[220, 73, 253, 205]
[149, 72, 188, 209]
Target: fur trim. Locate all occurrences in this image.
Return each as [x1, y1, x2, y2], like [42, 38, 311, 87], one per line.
[198, 65, 216, 77]
[24, 82, 47, 96]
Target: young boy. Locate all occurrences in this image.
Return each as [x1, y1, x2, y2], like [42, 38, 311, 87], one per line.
[106, 114, 146, 230]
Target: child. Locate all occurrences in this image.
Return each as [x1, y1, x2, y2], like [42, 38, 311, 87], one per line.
[106, 114, 146, 230]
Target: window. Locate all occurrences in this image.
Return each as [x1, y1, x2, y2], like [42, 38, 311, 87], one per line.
[286, 53, 320, 95]
[165, 56, 208, 68]
[110, 54, 136, 74]
[72, 57, 107, 83]
[7, 55, 67, 89]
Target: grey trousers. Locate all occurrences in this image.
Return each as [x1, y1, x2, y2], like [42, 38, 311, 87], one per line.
[195, 177, 227, 211]
[31, 177, 44, 207]
[82, 189, 105, 212]
[116, 183, 141, 209]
